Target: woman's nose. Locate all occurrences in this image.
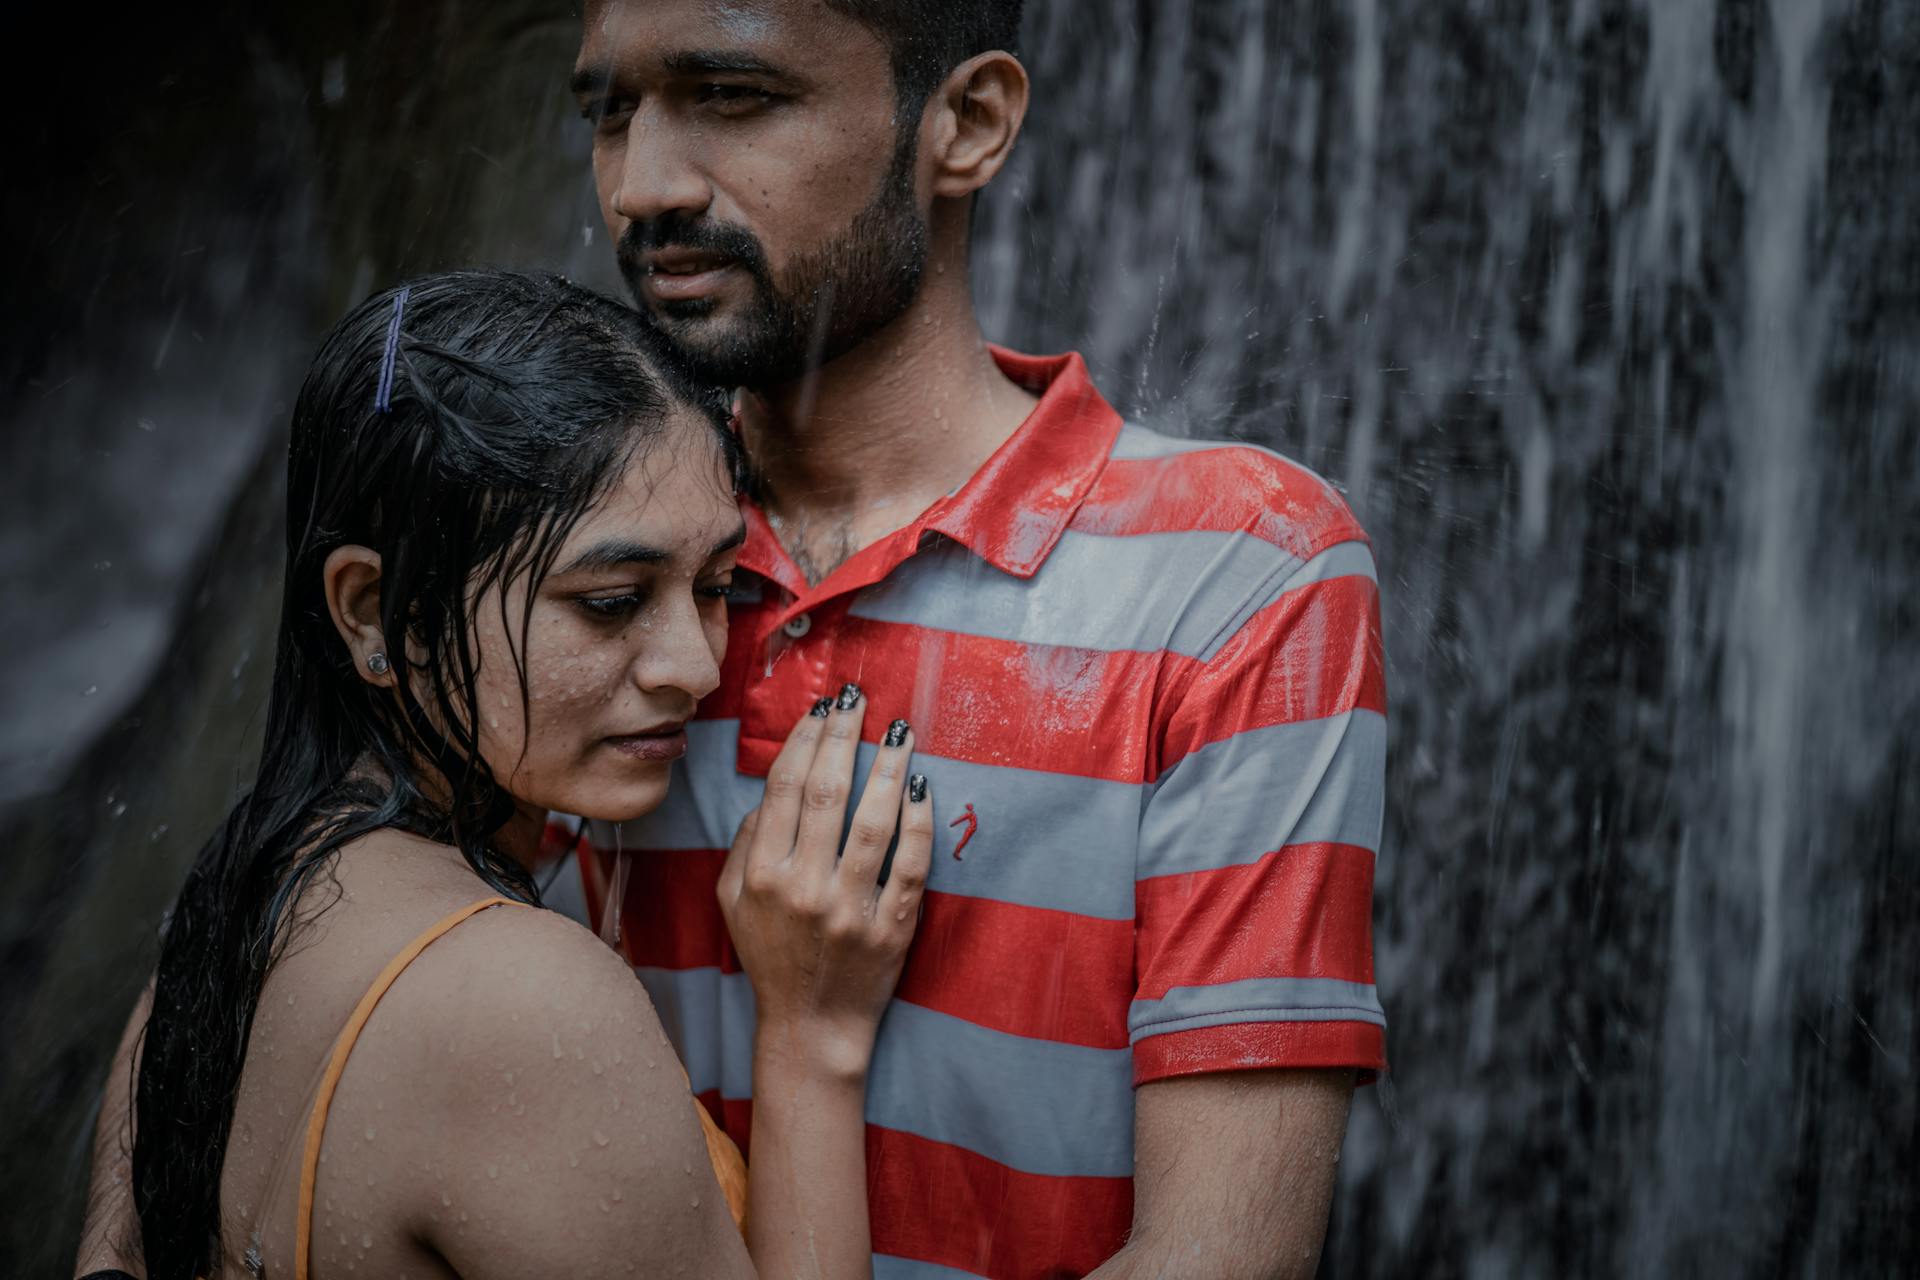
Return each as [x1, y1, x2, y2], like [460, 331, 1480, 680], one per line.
[629, 595, 722, 703]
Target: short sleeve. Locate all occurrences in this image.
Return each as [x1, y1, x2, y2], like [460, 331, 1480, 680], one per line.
[1131, 537, 1388, 1086]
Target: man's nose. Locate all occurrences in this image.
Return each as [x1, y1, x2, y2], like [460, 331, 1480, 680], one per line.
[629, 596, 722, 705]
[611, 111, 713, 227]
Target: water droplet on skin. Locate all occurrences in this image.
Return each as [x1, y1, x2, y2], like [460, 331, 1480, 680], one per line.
[441, 1190, 452, 1207]
[611, 1189, 623, 1203]
[364, 1125, 376, 1141]
[690, 1196, 700, 1208]
[361, 1232, 373, 1249]
[593, 1129, 611, 1147]
[552, 1031, 564, 1059]
[486, 1163, 499, 1179]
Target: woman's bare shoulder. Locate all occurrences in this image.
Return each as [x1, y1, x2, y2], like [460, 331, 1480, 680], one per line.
[346, 900, 747, 1274]
[379, 899, 682, 1099]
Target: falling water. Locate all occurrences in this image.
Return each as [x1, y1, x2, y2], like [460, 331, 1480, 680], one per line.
[2, 1, 1914, 1274]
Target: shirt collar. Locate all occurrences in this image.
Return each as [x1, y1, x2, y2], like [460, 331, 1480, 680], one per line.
[739, 346, 1122, 597]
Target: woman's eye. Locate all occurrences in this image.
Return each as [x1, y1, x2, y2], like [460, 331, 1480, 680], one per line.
[577, 592, 642, 620]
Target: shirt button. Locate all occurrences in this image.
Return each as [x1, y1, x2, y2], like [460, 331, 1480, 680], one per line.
[782, 613, 812, 638]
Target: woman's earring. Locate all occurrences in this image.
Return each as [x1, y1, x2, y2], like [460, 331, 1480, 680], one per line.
[367, 651, 391, 676]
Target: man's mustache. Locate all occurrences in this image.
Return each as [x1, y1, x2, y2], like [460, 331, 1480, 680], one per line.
[617, 217, 769, 277]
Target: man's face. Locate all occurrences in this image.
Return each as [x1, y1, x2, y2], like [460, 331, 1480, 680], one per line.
[576, 0, 929, 387]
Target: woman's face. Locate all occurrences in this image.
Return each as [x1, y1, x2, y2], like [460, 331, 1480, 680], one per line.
[467, 411, 743, 838]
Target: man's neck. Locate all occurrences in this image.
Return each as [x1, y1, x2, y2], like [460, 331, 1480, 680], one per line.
[738, 250, 1040, 585]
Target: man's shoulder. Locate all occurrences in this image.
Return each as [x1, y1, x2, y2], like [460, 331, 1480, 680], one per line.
[1079, 421, 1370, 565]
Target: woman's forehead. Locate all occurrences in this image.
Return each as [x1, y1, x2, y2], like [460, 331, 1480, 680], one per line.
[570, 432, 741, 561]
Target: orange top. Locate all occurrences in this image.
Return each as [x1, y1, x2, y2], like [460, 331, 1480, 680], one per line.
[291, 896, 747, 1280]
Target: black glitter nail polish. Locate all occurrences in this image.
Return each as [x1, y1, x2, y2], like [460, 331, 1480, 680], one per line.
[836, 682, 862, 710]
[884, 718, 910, 747]
[908, 774, 928, 803]
[810, 696, 834, 718]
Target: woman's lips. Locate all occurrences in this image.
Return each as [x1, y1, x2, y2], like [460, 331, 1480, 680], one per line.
[605, 728, 688, 761]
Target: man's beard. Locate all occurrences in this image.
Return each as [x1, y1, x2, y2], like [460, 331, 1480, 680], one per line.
[617, 137, 928, 389]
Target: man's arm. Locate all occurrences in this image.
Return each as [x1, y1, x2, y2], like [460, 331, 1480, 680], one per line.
[1089, 1069, 1354, 1280]
[74, 984, 149, 1278]
[1113, 492, 1387, 1277]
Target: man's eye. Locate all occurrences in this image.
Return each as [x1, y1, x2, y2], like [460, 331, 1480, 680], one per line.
[696, 84, 776, 109]
[580, 97, 636, 130]
[698, 577, 736, 602]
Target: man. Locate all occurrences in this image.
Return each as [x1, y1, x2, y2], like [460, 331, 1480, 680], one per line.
[559, 2, 1388, 1276]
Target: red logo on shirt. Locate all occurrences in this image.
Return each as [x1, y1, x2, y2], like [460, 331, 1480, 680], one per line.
[949, 804, 979, 859]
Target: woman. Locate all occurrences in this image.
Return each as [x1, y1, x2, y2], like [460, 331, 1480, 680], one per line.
[88, 269, 930, 1279]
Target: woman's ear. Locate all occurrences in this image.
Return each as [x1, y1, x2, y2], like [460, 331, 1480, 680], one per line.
[322, 546, 392, 686]
[925, 50, 1030, 201]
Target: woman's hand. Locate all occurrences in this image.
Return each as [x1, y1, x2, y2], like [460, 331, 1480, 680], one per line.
[717, 684, 933, 1080]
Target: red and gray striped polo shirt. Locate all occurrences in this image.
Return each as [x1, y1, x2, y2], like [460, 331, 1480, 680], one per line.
[551, 347, 1386, 1279]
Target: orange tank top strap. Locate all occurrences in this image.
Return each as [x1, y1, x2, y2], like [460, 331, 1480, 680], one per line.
[294, 896, 523, 1280]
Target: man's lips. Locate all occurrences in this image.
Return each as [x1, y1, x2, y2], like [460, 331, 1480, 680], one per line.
[642, 249, 738, 302]
[605, 723, 689, 761]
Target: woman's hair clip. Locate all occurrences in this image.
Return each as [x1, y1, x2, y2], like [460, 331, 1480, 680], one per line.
[374, 286, 410, 413]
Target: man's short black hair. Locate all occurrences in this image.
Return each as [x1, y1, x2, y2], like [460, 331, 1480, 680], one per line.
[825, 0, 1024, 111]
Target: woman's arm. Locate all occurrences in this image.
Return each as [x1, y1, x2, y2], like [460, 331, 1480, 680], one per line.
[409, 693, 927, 1280]
[719, 693, 931, 1280]
[73, 984, 150, 1279]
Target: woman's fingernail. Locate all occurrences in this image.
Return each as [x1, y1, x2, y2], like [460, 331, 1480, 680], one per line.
[836, 682, 862, 710]
[884, 718, 910, 747]
[810, 696, 834, 718]
[908, 774, 928, 803]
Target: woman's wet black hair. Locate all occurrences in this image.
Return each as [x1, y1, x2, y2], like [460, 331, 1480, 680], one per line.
[130, 267, 735, 1278]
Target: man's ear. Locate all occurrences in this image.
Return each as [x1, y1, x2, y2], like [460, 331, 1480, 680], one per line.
[322, 545, 393, 686]
[925, 50, 1030, 201]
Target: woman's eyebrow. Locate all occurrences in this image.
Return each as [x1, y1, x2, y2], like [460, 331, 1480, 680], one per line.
[558, 538, 669, 575]
[558, 524, 744, 575]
